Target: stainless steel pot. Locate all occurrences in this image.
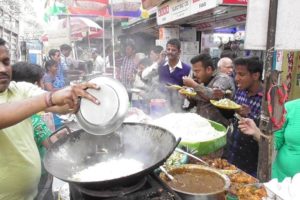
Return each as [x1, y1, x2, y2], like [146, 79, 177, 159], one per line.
[160, 164, 230, 200]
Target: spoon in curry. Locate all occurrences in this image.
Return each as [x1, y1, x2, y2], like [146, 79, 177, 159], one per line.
[160, 166, 185, 186]
[159, 166, 175, 181]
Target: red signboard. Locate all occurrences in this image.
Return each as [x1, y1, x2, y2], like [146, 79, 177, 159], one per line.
[222, 0, 248, 5]
[234, 14, 247, 22]
[197, 22, 212, 30]
[158, 5, 169, 17]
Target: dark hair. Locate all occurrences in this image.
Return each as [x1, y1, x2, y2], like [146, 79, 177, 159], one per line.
[167, 38, 181, 50]
[212, 57, 220, 69]
[48, 49, 60, 58]
[151, 45, 164, 54]
[190, 54, 214, 70]
[12, 62, 44, 84]
[138, 58, 152, 67]
[0, 38, 6, 46]
[234, 56, 263, 80]
[220, 50, 237, 59]
[125, 42, 136, 51]
[44, 60, 58, 72]
[60, 44, 72, 51]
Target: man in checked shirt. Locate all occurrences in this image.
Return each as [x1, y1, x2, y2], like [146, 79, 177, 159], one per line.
[223, 57, 264, 177]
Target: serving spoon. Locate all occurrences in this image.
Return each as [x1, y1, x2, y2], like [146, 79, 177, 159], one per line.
[159, 166, 186, 186]
[159, 166, 175, 181]
[175, 148, 209, 166]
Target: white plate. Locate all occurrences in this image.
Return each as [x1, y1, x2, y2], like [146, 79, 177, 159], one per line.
[76, 76, 129, 135]
[130, 88, 142, 93]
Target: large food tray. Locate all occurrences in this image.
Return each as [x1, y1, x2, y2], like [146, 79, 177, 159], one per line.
[179, 120, 227, 156]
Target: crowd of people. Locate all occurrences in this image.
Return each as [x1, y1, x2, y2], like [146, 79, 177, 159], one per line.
[113, 37, 300, 182]
[1, 34, 300, 200]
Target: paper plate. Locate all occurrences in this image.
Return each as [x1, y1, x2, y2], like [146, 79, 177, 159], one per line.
[130, 88, 142, 93]
[165, 84, 182, 90]
[179, 88, 197, 97]
[76, 76, 129, 135]
[210, 99, 241, 110]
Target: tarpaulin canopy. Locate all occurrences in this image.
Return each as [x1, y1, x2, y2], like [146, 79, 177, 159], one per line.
[42, 17, 103, 41]
[68, 0, 142, 18]
[44, 0, 146, 18]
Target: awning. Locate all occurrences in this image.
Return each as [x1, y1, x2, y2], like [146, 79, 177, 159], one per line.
[68, 0, 142, 18]
[156, 0, 247, 29]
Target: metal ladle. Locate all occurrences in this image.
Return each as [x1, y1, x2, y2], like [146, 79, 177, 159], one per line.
[175, 148, 209, 166]
[159, 166, 185, 186]
[159, 166, 175, 181]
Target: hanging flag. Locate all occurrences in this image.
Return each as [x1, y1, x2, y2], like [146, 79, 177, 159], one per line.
[75, 0, 108, 10]
[44, 2, 68, 22]
[108, 0, 142, 17]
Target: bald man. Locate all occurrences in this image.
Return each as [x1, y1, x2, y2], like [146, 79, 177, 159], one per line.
[217, 57, 233, 76]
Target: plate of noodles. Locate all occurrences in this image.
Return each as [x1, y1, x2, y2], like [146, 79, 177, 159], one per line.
[210, 98, 241, 110]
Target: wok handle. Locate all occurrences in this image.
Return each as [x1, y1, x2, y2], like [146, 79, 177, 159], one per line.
[175, 138, 181, 148]
[165, 137, 181, 162]
[49, 125, 72, 137]
[47, 125, 72, 146]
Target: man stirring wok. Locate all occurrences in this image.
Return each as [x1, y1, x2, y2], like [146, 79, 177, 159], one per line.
[0, 38, 100, 200]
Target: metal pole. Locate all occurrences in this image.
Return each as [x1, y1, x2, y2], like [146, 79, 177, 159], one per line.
[88, 31, 91, 50]
[257, 0, 279, 182]
[67, 15, 72, 44]
[111, 0, 116, 79]
[102, 16, 106, 70]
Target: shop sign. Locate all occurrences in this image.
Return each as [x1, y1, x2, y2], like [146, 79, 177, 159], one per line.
[157, 0, 219, 25]
[197, 14, 246, 31]
[221, 0, 248, 5]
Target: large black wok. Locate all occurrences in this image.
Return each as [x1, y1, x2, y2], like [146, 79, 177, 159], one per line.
[44, 122, 179, 190]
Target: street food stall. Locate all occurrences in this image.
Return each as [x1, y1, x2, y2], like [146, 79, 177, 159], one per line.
[51, 94, 270, 200]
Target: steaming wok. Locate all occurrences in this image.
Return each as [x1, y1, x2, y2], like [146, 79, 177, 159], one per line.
[44, 122, 179, 190]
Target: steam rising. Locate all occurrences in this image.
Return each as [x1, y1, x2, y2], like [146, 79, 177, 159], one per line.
[45, 123, 176, 182]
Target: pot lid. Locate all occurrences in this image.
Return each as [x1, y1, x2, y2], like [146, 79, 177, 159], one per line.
[76, 76, 129, 135]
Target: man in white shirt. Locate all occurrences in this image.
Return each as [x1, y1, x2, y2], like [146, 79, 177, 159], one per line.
[91, 49, 105, 73]
[141, 45, 164, 82]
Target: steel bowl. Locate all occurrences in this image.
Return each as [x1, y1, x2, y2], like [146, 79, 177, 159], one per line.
[160, 164, 230, 200]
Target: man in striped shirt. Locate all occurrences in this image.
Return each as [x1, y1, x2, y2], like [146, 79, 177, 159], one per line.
[120, 42, 136, 89]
